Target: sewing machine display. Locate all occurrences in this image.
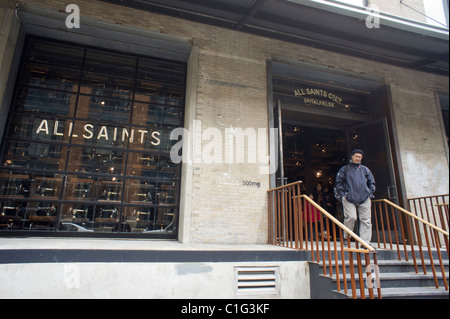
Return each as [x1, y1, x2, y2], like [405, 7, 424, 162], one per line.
[63, 205, 120, 232]
[64, 176, 123, 202]
[1, 141, 66, 172]
[0, 201, 59, 230]
[68, 148, 124, 175]
[128, 207, 176, 233]
[0, 173, 62, 200]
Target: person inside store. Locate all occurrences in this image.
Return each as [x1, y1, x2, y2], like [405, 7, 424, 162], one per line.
[323, 184, 337, 217]
[312, 183, 326, 210]
[334, 149, 376, 245]
[305, 193, 322, 241]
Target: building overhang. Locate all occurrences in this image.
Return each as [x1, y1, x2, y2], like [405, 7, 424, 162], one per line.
[16, 5, 193, 63]
[99, 0, 449, 76]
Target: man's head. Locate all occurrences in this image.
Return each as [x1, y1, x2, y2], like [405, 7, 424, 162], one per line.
[351, 149, 364, 164]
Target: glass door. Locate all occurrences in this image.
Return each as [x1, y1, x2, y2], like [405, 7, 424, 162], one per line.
[346, 117, 401, 242]
[274, 100, 286, 187]
[346, 117, 397, 203]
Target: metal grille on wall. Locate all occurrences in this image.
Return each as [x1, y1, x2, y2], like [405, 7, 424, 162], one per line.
[0, 37, 186, 238]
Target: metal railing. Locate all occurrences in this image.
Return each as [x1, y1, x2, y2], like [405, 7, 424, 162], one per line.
[408, 194, 449, 237]
[268, 181, 381, 299]
[372, 199, 449, 291]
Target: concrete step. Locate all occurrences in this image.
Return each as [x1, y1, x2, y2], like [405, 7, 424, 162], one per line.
[310, 253, 449, 299]
[333, 286, 449, 299]
[302, 241, 448, 261]
[375, 246, 449, 263]
[318, 258, 449, 276]
[326, 271, 449, 289]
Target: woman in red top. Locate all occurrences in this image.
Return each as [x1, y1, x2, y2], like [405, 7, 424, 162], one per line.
[305, 193, 322, 240]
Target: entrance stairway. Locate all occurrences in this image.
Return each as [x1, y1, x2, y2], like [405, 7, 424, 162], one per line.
[309, 245, 449, 299]
[268, 182, 449, 299]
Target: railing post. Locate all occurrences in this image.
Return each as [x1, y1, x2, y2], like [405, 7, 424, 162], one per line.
[423, 223, 439, 289]
[434, 229, 448, 290]
[293, 187, 298, 249]
[364, 253, 374, 299]
[373, 202, 381, 249]
[388, 204, 402, 260]
[332, 223, 341, 293]
[383, 202, 393, 249]
[413, 218, 427, 275]
[379, 202, 387, 248]
[277, 189, 282, 246]
[268, 190, 273, 245]
[373, 253, 382, 299]
[297, 186, 304, 250]
[339, 228, 348, 295]
[356, 252, 365, 299]
[348, 250, 357, 299]
[326, 218, 332, 277]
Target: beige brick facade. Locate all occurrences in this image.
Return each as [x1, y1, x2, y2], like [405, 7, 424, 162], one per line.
[0, 0, 448, 244]
[369, 0, 426, 22]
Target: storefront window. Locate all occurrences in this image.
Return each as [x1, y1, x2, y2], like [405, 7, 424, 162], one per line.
[0, 38, 185, 238]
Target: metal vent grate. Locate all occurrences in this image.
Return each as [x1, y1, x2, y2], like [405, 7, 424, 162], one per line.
[235, 266, 280, 296]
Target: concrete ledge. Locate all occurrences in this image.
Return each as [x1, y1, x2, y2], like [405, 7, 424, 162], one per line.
[0, 248, 308, 264]
[0, 238, 309, 264]
[0, 239, 311, 299]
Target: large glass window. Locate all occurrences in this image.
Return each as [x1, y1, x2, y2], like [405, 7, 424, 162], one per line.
[0, 38, 185, 238]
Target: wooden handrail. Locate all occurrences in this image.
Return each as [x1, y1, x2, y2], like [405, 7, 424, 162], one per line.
[301, 194, 376, 252]
[267, 180, 302, 192]
[408, 194, 449, 201]
[268, 182, 381, 299]
[344, 248, 371, 253]
[372, 198, 449, 291]
[373, 199, 449, 237]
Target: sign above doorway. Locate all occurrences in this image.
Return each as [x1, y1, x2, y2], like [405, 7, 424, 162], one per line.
[294, 87, 344, 108]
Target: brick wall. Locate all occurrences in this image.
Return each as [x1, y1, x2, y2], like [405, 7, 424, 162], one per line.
[1, 0, 448, 243]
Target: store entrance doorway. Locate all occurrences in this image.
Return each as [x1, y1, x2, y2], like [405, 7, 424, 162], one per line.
[270, 65, 405, 241]
[272, 73, 401, 203]
[278, 110, 398, 198]
[281, 122, 347, 219]
[279, 117, 399, 241]
[273, 91, 400, 224]
[279, 116, 398, 225]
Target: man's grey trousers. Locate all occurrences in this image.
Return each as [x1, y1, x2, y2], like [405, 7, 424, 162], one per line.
[342, 197, 372, 244]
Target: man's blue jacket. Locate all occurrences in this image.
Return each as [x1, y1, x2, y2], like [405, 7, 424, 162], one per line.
[334, 162, 376, 205]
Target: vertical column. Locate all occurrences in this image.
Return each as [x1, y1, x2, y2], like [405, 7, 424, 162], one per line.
[0, 6, 21, 142]
[178, 46, 199, 243]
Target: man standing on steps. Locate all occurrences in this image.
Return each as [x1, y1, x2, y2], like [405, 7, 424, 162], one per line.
[334, 149, 376, 245]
